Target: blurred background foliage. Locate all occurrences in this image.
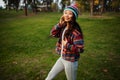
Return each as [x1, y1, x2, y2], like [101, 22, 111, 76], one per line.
[1, 0, 120, 16]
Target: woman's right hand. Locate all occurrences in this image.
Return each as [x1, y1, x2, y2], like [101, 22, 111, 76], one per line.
[59, 16, 66, 27]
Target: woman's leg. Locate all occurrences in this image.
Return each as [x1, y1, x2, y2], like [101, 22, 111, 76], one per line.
[45, 57, 64, 80]
[62, 59, 78, 80]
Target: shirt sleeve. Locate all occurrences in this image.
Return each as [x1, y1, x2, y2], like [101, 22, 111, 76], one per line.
[50, 23, 63, 38]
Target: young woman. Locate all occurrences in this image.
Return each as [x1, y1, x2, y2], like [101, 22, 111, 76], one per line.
[45, 4, 84, 80]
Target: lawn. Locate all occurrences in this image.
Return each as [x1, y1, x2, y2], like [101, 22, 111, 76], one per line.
[0, 10, 120, 80]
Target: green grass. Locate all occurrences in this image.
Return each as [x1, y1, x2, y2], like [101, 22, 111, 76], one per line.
[0, 10, 120, 80]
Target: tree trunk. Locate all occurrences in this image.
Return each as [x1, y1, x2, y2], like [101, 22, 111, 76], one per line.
[33, 0, 37, 14]
[24, 0, 28, 16]
[90, 0, 94, 16]
[100, 0, 104, 15]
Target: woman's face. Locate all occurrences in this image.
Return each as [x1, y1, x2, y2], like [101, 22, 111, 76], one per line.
[63, 10, 73, 22]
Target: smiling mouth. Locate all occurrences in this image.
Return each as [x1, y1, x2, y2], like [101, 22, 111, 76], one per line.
[65, 18, 70, 21]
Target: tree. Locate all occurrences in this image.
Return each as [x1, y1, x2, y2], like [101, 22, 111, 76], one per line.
[14, 0, 20, 11]
[46, 0, 53, 11]
[89, 0, 94, 16]
[24, 0, 28, 16]
[75, 0, 90, 14]
[3, 0, 20, 11]
[88, 0, 104, 16]
[23, 0, 37, 16]
[99, 0, 104, 15]
[111, 0, 120, 12]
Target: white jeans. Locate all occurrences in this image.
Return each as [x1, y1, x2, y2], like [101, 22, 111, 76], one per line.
[45, 57, 78, 80]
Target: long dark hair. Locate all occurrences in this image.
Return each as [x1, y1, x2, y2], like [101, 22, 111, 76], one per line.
[64, 15, 83, 39]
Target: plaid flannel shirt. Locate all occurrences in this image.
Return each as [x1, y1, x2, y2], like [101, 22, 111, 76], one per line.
[50, 23, 84, 62]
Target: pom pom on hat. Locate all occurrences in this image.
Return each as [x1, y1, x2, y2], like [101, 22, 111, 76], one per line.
[64, 3, 79, 19]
